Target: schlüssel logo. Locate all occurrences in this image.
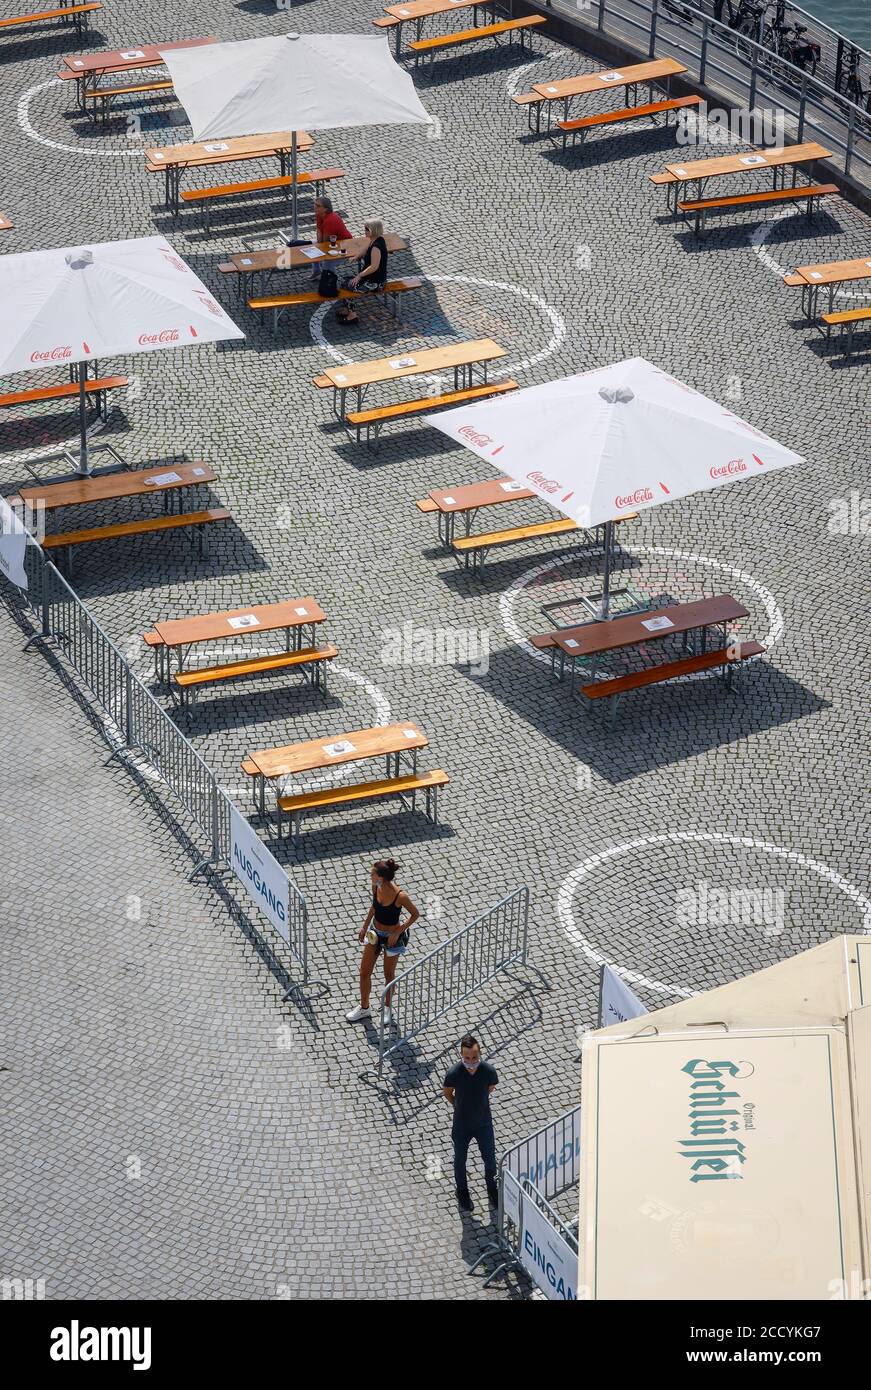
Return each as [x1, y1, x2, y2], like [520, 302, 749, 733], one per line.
[138, 328, 180, 346]
[527, 470, 561, 495]
[458, 425, 493, 448]
[709, 459, 747, 479]
[614, 486, 653, 508]
[30, 345, 72, 363]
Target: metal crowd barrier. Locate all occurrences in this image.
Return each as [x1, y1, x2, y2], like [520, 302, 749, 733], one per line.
[541, 0, 871, 190]
[375, 885, 531, 1075]
[470, 1105, 581, 1288]
[3, 542, 312, 982]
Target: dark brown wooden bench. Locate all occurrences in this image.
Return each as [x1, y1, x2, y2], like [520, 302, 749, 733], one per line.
[84, 78, 173, 126]
[581, 640, 765, 724]
[678, 182, 838, 237]
[181, 167, 344, 232]
[0, 375, 128, 419]
[41, 507, 230, 575]
[249, 276, 422, 333]
[0, 2, 101, 36]
[821, 305, 871, 357]
[559, 94, 702, 149]
[174, 643, 338, 714]
[277, 768, 449, 845]
[346, 380, 518, 449]
[410, 15, 546, 68]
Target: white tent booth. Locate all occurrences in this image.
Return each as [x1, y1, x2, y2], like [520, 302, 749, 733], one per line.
[579, 937, 871, 1300]
[427, 358, 802, 619]
[160, 32, 432, 242]
[0, 236, 244, 477]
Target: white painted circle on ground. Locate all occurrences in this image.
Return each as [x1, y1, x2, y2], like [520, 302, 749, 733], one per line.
[19, 79, 145, 158]
[751, 205, 869, 304]
[499, 544, 784, 680]
[558, 831, 871, 1000]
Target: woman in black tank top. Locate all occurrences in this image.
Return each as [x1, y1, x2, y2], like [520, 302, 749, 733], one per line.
[346, 859, 419, 1024]
[336, 218, 389, 325]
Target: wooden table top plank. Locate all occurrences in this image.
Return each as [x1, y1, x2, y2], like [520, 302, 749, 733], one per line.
[145, 130, 313, 168]
[533, 57, 686, 100]
[666, 142, 831, 179]
[0, 214, 12, 231]
[551, 595, 749, 659]
[17, 462, 215, 511]
[386, 0, 480, 20]
[155, 597, 325, 647]
[251, 721, 428, 779]
[64, 36, 216, 74]
[228, 233, 407, 274]
[324, 338, 505, 389]
[794, 254, 871, 285]
[428, 478, 534, 512]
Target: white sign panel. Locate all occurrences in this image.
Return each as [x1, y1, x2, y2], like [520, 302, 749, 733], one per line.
[519, 1188, 577, 1301]
[599, 964, 647, 1027]
[505, 1108, 581, 1201]
[229, 804, 290, 945]
[0, 497, 29, 590]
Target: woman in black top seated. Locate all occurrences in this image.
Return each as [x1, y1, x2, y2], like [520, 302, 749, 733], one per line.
[336, 218, 388, 326]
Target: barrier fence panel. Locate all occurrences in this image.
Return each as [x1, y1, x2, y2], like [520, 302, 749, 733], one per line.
[376, 885, 530, 1075]
[45, 560, 129, 735]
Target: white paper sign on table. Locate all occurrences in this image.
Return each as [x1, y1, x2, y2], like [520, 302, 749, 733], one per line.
[600, 71, 623, 82]
[810, 272, 822, 279]
[641, 615, 674, 632]
[294, 606, 308, 616]
[333, 373, 347, 383]
[389, 357, 416, 369]
[152, 152, 165, 160]
[121, 50, 146, 59]
[564, 638, 579, 649]
[143, 470, 182, 487]
[500, 481, 525, 492]
[192, 467, 205, 476]
[240, 257, 253, 266]
[403, 728, 418, 738]
[324, 740, 355, 757]
[301, 246, 323, 259]
[442, 495, 456, 505]
[740, 154, 766, 165]
[546, 85, 559, 93]
[227, 614, 260, 630]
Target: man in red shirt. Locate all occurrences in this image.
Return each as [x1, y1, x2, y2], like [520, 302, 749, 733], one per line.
[315, 196, 351, 244]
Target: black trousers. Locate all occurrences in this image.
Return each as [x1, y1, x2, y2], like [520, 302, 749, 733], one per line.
[453, 1119, 497, 1198]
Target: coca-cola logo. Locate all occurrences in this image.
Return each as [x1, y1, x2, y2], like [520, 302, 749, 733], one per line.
[30, 345, 72, 363]
[527, 470, 561, 495]
[614, 487, 653, 508]
[709, 459, 747, 479]
[138, 328, 180, 345]
[458, 426, 492, 448]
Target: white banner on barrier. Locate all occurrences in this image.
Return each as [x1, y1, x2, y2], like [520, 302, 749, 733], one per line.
[505, 1107, 581, 1201]
[598, 964, 647, 1028]
[0, 497, 28, 590]
[229, 804, 290, 945]
[519, 1187, 577, 1301]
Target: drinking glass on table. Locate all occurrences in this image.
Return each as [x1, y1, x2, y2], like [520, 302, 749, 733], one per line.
[329, 234, 337, 253]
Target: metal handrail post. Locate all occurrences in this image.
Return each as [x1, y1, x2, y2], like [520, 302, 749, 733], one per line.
[700, 18, 708, 85]
[845, 106, 855, 178]
[748, 44, 758, 113]
[648, 0, 657, 59]
[597, 0, 605, 34]
[798, 72, 807, 142]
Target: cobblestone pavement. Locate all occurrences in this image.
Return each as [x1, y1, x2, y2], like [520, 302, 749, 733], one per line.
[0, 0, 869, 1300]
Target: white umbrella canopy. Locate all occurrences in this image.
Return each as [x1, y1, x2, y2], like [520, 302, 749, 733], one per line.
[159, 32, 432, 238]
[427, 357, 803, 532]
[0, 236, 244, 473]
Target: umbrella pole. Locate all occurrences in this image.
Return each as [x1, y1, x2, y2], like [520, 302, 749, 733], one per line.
[290, 130, 299, 242]
[77, 362, 90, 476]
[600, 520, 613, 621]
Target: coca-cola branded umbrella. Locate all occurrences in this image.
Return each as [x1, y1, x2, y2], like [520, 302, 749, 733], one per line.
[0, 236, 244, 475]
[426, 357, 803, 618]
[159, 31, 431, 241]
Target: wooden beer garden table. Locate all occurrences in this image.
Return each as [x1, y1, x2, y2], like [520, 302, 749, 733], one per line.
[532, 57, 686, 129]
[663, 141, 832, 207]
[60, 36, 216, 109]
[383, 0, 497, 56]
[792, 254, 871, 320]
[13, 464, 216, 532]
[248, 721, 428, 815]
[145, 130, 314, 214]
[154, 596, 325, 677]
[322, 337, 506, 416]
[219, 233, 408, 301]
[428, 477, 534, 546]
[545, 594, 749, 690]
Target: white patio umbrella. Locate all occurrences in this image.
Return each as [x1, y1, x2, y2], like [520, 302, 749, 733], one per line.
[160, 32, 432, 240]
[427, 357, 803, 617]
[0, 236, 244, 475]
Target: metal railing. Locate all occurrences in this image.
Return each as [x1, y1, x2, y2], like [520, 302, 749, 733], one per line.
[541, 0, 871, 189]
[3, 541, 311, 983]
[375, 885, 531, 1075]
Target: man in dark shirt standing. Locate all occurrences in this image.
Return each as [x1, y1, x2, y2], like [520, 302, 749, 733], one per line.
[443, 1033, 499, 1213]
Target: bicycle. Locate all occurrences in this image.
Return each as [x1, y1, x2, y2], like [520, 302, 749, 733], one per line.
[839, 46, 871, 115]
[722, 0, 768, 64]
[768, 19, 821, 77]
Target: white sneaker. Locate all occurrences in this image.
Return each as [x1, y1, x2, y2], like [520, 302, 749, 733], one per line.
[382, 1008, 393, 1026]
[345, 1005, 371, 1023]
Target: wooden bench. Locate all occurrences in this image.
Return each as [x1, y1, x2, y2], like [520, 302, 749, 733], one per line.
[677, 182, 838, 237]
[581, 640, 765, 725]
[173, 644, 338, 714]
[84, 79, 173, 126]
[821, 305, 871, 357]
[410, 15, 546, 69]
[346, 379, 518, 449]
[277, 768, 449, 845]
[0, 2, 101, 36]
[41, 507, 230, 574]
[372, 14, 400, 28]
[783, 272, 805, 286]
[649, 171, 677, 185]
[559, 94, 701, 149]
[249, 276, 422, 333]
[453, 517, 580, 575]
[415, 497, 439, 515]
[181, 167, 344, 232]
[0, 375, 128, 419]
[312, 373, 333, 389]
